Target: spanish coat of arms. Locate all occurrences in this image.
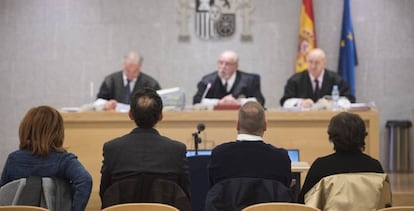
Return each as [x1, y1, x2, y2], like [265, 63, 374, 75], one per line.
[178, 0, 254, 41]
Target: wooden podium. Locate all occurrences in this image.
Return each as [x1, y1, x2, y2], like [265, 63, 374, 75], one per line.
[61, 109, 379, 210]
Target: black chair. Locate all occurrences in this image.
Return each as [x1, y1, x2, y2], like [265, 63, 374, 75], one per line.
[205, 177, 291, 211]
[101, 174, 192, 211]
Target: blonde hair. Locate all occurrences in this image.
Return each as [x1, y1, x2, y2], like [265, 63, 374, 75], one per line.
[19, 106, 65, 156]
[238, 101, 265, 136]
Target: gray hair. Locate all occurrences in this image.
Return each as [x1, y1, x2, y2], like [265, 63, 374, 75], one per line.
[124, 51, 143, 65]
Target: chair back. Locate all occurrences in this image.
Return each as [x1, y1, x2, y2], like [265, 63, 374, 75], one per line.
[377, 207, 414, 211]
[242, 202, 321, 211]
[102, 175, 191, 211]
[205, 177, 290, 211]
[304, 173, 391, 211]
[0, 177, 72, 211]
[102, 203, 178, 211]
[0, 178, 26, 205]
[0, 206, 48, 211]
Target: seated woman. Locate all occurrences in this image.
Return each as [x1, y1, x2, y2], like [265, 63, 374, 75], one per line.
[0, 106, 92, 211]
[298, 112, 384, 203]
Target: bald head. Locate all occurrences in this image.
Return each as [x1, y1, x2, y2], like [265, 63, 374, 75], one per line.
[308, 48, 326, 60]
[237, 101, 266, 136]
[306, 48, 326, 78]
[125, 51, 141, 60]
[217, 50, 239, 80]
[220, 50, 239, 63]
[123, 51, 143, 80]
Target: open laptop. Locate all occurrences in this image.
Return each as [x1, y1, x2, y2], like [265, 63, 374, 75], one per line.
[186, 149, 300, 162]
[287, 149, 300, 162]
[186, 150, 212, 157]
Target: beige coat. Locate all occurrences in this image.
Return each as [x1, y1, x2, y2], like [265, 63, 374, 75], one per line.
[304, 173, 392, 211]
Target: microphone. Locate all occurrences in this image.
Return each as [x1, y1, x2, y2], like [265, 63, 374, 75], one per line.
[193, 123, 206, 155]
[200, 83, 211, 102]
[197, 123, 206, 134]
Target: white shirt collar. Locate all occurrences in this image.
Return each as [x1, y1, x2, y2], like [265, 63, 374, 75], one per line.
[308, 69, 325, 90]
[122, 72, 137, 90]
[237, 133, 264, 142]
[221, 71, 237, 92]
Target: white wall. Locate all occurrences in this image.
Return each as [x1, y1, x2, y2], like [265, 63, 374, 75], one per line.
[0, 0, 413, 170]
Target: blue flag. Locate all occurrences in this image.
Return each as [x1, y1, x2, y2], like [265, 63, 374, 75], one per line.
[338, 0, 358, 96]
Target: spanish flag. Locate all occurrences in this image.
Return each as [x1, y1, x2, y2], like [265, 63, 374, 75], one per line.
[295, 0, 317, 72]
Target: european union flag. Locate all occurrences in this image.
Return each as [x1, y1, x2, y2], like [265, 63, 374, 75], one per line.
[338, 0, 358, 96]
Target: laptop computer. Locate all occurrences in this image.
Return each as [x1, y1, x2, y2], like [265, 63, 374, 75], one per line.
[287, 149, 300, 162]
[186, 149, 299, 162]
[186, 150, 212, 157]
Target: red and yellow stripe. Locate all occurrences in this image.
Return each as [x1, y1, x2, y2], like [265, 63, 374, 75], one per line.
[295, 0, 317, 72]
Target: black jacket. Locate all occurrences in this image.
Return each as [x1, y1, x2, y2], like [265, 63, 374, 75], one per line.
[208, 140, 291, 187]
[280, 69, 355, 105]
[100, 127, 190, 199]
[101, 174, 191, 211]
[193, 70, 265, 106]
[97, 71, 161, 103]
[205, 178, 291, 211]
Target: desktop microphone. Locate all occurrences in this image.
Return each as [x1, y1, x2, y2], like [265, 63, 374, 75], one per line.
[200, 83, 211, 102]
[193, 123, 206, 153]
[197, 123, 206, 134]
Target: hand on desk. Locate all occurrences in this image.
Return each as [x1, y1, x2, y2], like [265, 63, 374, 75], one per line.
[316, 98, 330, 106]
[300, 98, 330, 109]
[104, 100, 117, 111]
[300, 99, 314, 108]
[218, 94, 240, 106]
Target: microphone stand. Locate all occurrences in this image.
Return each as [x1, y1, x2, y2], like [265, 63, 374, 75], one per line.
[192, 131, 202, 156]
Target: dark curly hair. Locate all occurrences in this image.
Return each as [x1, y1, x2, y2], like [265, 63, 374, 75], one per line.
[328, 112, 367, 152]
[130, 88, 163, 128]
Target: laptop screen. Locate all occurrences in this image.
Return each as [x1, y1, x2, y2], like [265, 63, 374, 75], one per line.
[186, 150, 212, 157]
[288, 149, 300, 162]
[186, 149, 299, 161]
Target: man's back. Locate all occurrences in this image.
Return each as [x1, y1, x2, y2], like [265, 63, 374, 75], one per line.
[208, 141, 291, 187]
[100, 127, 189, 197]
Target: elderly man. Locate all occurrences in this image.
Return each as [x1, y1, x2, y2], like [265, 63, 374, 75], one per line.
[280, 48, 355, 109]
[96, 51, 161, 111]
[193, 50, 265, 106]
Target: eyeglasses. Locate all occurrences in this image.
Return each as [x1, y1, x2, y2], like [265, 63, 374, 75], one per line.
[217, 60, 236, 67]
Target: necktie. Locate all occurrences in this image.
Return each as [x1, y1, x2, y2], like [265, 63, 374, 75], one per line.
[313, 79, 320, 102]
[223, 81, 228, 93]
[124, 80, 131, 104]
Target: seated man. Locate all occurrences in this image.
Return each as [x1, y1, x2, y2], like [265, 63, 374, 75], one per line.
[193, 50, 265, 106]
[99, 88, 189, 201]
[95, 51, 161, 111]
[208, 101, 291, 187]
[280, 48, 355, 109]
